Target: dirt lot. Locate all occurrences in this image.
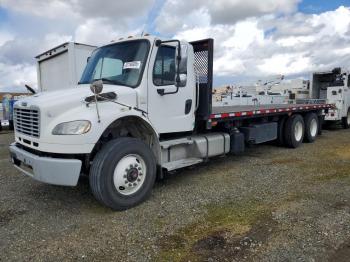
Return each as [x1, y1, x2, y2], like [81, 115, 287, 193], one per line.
[1, 128, 350, 262]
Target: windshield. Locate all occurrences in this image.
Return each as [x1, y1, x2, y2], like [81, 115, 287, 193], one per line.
[79, 40, 150, 88]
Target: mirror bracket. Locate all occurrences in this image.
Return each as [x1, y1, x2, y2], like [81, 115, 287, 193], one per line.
[155, 39, 162, 47]
[157, 88, 165, 96]
[89, 80, 103, 123]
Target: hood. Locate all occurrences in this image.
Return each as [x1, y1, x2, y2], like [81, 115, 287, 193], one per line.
[16, 84, 138, 112]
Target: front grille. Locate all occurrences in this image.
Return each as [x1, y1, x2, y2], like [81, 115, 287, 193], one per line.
[14, 107, 40, 138]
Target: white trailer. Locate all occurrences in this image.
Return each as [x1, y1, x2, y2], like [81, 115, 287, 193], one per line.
[9, 36, 334, 210]
[310, 68, 350, 128]
[36, 42, 96, 92]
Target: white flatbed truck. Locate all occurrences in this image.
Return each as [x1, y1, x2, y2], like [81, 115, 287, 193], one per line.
[9, 36, 334, 210]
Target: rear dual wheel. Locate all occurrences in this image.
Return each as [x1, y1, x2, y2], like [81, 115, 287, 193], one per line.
[342, 108, 350, 129]
[304, 113, 319, 143]
[284, 114, 305, 148]
[283, 113, 319, 148]
[277, 117, 287, 146]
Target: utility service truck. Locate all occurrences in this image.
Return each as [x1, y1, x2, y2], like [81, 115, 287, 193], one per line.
[9, 36, 335, 210]
[310, 67, 350, 128]
[213, 78, 310, 108]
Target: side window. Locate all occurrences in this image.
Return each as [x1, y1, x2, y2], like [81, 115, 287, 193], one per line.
[93, 58, 123, 79]
[153, 46, 176, 86]
[347, 75, 350, 88]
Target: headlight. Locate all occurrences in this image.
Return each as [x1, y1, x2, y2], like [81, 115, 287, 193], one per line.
[52, 120, 91, 135]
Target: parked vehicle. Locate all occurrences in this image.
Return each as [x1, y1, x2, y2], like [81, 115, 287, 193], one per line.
[2, 96, 20, 130]
[213, 77, 310, 109]
[310, 67, 350, 128]
[36, 42, 96, 92]
[9, 36, 334, 210]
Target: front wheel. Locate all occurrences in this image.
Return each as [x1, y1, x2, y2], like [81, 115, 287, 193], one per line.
[342, 108, 350, 129]
[89, 137, 156, 210]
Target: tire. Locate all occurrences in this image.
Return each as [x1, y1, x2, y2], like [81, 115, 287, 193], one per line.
[304, 113, 319, 143]
[342, 108, 350, 129]
[89, 137, 157, 210]
[284, 114, 305, 148]
[9, 120, 14, 130]
[317, 116, 323, 135]
[277, 117, 287, 146]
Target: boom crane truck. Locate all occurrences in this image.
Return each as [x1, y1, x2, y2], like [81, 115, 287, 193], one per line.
[9, 36, 334, 210]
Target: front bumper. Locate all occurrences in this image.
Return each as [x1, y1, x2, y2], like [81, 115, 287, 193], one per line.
[9, 143, 82, 186]
[325, 109, 341, 121]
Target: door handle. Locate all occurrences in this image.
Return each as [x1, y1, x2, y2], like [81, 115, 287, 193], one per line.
[185, 99, 192, 114]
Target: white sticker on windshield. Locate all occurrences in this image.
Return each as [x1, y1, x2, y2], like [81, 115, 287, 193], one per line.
[123, 61, 141, 69]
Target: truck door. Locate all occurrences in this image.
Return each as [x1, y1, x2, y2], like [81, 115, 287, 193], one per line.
[147, 42, 195, 134]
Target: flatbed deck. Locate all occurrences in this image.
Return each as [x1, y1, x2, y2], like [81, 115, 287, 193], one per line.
[210, 103, 334, 120]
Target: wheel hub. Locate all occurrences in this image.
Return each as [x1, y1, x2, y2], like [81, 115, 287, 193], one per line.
[294, 121, 303, 142]
[310, 118, 318, 137]
[113, 154, 146, 196]
[127, 168, 139, 182]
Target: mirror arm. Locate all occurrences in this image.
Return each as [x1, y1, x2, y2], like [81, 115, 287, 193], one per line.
[90, 80, 104, 123]
[157, 87, 179, 96]
[93, 87, 101, 123]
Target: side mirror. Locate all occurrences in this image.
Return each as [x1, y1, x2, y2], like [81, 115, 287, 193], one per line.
[178, 44, 188, 74]
[90, 80, 103, 95]
[176, 44, 188, 87]
[87, 56, 90, 63]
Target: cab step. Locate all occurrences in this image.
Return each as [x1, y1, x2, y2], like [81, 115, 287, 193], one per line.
[160, 138, 193, 149]
[162, 158, 203, 171]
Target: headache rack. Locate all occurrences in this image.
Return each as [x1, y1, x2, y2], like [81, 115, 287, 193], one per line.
[190, 38, 214, 131]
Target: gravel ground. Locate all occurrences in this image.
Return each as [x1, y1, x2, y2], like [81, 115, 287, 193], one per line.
[0, 128, 350, 262]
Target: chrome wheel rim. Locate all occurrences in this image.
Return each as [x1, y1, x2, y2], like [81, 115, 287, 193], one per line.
[310, 118, 318, 137]
[294, 121, 303, 142]
[113, 154, 146, 196]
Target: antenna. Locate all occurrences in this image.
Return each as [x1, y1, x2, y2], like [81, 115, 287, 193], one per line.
[140, 19, 148, 37]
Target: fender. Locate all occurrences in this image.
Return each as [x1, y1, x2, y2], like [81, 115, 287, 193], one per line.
[92, 108, 161, 164]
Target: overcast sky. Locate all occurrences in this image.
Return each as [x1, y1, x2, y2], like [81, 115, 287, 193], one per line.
[0, 0, 350, 92]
